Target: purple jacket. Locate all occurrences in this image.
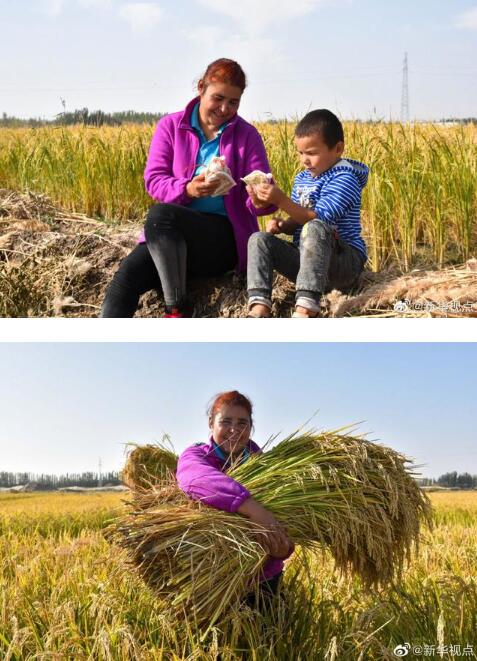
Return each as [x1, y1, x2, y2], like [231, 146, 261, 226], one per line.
[142, 97, 277, 273]
[176, 436, 285, 580]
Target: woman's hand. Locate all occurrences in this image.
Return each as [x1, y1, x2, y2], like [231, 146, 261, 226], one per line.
[262, 524, 295, 559]
[246, 185, 270, 209]
[237, 497, 294, 559]
[186, 173, 220, 198]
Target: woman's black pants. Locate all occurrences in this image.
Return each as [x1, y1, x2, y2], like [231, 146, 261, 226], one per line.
[101, 203, 237, 317]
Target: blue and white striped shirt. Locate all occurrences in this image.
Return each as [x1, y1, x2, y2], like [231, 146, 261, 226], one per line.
[292, 159, 368, 259]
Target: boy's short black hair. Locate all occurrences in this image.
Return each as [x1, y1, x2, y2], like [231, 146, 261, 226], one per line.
[295, 109, 344, 149]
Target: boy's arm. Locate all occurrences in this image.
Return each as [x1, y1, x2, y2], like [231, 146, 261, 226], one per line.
[256, 171, 362, 226]
[312, 172, 362, 223]
[276, 196, 316, 225]
[254, 184, 316, 225]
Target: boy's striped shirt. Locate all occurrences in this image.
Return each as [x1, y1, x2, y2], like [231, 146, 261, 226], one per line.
[292, 158, 368, 259]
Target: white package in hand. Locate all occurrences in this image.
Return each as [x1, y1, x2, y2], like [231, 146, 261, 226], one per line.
[241, 170, 273, 186]
[202, 156, 236, 196]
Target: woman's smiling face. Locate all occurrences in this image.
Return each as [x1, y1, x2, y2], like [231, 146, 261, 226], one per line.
[198, 80, 243, 130]
[209, 403, 252, 456]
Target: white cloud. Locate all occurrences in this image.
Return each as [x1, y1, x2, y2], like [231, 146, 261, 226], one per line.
[42, 0, 113, 16]
[184, 25, 225, 47]
[184, 29, 284, 73]
[181, 26, 294, 119]
[455, 6, 477, 29]
[78, 0, 113, 7]
[118, 2, 163, 33]
[198, 0, 329, 35]
[44, 0, 65, 16]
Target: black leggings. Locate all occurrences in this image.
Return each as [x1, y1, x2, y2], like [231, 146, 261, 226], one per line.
[244, 572, 283, 611]
[101, 203, 237, 317]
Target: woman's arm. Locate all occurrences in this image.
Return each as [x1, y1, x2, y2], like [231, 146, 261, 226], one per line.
[238, 496, 294, 559]
[243, 127, 278, 217]
[176, 445, 251, 513]
[177, 444, 294, 559]
[143, 117, 191, 206]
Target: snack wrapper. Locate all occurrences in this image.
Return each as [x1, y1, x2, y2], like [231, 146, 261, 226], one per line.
[241, 170, 273, 186]
[201, 156, 236, 196]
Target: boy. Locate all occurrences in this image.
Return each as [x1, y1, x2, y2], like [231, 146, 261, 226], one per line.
[246, 109, 368, 317]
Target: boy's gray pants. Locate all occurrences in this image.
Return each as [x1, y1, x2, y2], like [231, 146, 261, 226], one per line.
[247, 219, 366, 313]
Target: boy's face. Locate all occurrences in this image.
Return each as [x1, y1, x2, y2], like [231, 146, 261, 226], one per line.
[295, 133, 344, 177]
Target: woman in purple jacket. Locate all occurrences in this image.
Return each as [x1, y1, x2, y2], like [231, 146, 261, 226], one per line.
[101, 59, 275, 317]
[176, 390, 294, 608]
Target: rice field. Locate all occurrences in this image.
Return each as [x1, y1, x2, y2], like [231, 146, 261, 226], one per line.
[1, 490, 476, 660]
[0, 121, 476, 272]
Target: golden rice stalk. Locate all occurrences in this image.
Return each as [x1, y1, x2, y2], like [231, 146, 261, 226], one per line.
[121, 441, 178, 490]
[113, 430, 432, 629]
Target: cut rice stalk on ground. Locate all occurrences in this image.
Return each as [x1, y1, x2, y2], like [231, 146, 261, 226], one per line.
[2, 189, 476, 317]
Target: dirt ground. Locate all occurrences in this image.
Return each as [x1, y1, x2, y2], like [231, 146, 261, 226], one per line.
[1, 189, 476, 318]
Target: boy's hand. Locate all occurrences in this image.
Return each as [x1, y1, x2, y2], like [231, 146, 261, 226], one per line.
[246, 185, 269, 209]
[265, 218, 281, 234]
[254, 183, 286, 206]
[266, 217, 297, 235]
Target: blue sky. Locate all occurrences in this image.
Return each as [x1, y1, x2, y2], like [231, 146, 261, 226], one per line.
[0, 343, 475, 478]
[1, 0, 476, 120]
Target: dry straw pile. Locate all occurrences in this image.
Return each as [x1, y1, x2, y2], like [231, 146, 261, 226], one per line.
[3, 189, 475, 317]
[114, 431, 432, 630]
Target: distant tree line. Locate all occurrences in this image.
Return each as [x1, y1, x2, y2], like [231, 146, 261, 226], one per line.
[417, 472, 477, 489]
[0, 471, 122, 489]
[2, 110, 476, 129]
[2, 470, 476, 490]
[0, 108, 164, 128]
[438, 117, 477, 125]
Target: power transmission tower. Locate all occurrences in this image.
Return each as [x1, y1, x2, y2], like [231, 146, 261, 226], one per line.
[98, 458, 103, 488]
[400, 52, 410, 123]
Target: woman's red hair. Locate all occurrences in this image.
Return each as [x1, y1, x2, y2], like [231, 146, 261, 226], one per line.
[200, 58, 247, 92]
[208, 390, 253, 422]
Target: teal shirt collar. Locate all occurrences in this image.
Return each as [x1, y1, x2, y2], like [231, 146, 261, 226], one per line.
[212, 440, 250, 465]
[191, 102, 228, 142]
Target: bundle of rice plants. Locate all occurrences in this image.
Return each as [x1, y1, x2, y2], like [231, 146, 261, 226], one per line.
[121, 441, 178, 490]
[113, 430, 432, 629]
